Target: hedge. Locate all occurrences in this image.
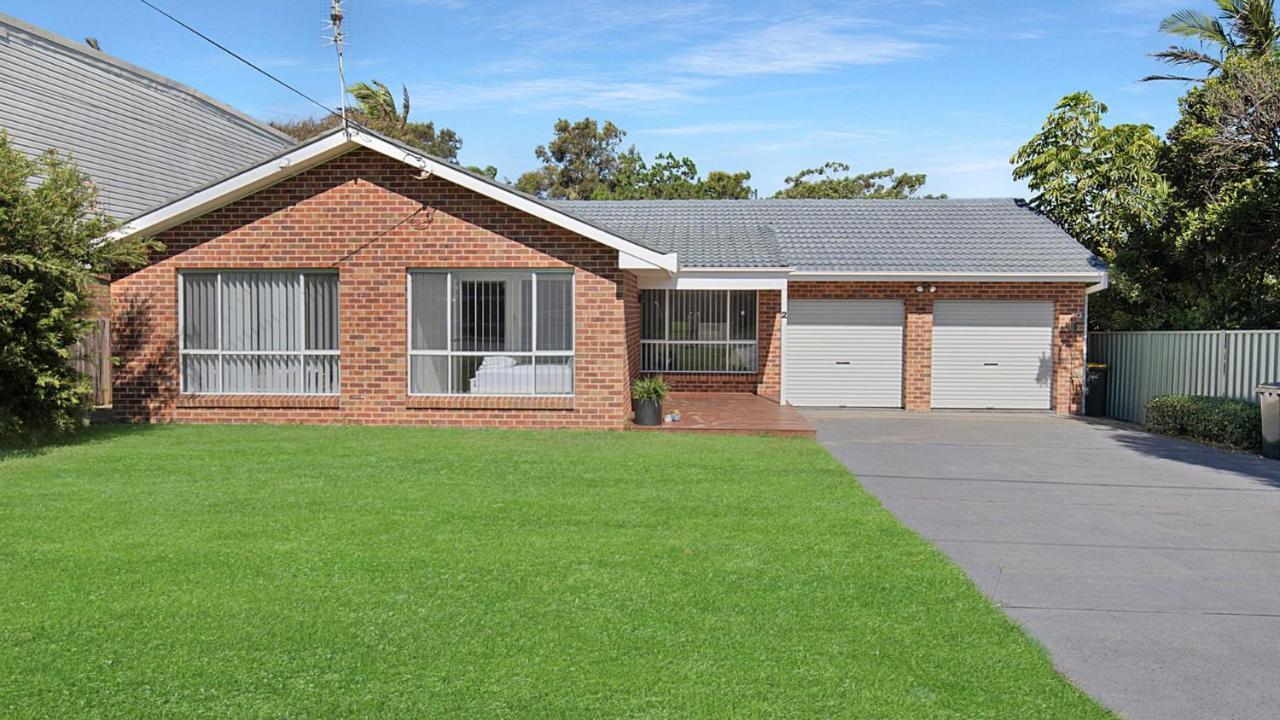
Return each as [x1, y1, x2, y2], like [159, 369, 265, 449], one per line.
[1145, 395, 1263, 452]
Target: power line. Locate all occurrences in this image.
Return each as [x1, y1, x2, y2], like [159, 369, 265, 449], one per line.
[134, 0, 341, 120]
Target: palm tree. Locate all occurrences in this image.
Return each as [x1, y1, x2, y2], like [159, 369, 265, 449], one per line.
[346, 80, 410, 130]
[1145, 0, 1280, 81]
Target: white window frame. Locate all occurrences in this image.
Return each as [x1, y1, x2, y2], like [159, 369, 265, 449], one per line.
[406, 269, 575, 397]
[640, 289, 758, 374]
[177, 269, 340, 395]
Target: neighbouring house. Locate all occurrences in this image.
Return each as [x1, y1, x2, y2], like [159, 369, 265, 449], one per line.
[108, 125, 1106, 428]
[1, 11, 296, 405]
[0, 11, 294, 220]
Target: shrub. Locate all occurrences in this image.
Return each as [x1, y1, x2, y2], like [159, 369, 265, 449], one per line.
[0, 131, 157, 441]
[631, 376, 670, 402]
[1146, 395, 1263, 452]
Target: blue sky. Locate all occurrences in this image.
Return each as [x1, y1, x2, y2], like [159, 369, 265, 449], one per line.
[10, 0, 1195, 196]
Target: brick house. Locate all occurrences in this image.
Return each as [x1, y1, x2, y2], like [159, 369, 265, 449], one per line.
[109, 125, 1107, 429]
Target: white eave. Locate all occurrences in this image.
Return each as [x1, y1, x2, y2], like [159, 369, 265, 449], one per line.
[108, 126, 679, 273]
[787, 270, 1108, 284]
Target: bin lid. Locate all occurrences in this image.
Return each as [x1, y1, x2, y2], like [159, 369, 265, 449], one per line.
[1257, 382, 1280, 393]
[1088, 362, 1108, 369]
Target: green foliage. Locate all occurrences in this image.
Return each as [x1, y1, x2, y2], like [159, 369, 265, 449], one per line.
[465, 164, 499, 180]
[270, 80, 463, 161]
[1012, 92, 1172, 328]
[773, 162, 942, 199]
[1147, 0, 1280, 81]
[1015, 73, 1280, 330]
[0, 424, 1115, 718]
[516, 118, 627, 199]
[602, 150, 753, 200]
[1146, 395, 1263, 451]
[630, 375, 670, 401]
[0, 132, 158, 440]
[1013, 93, 1170, 264]
[516, 118, 754, 200]
[1163, 57, 1280, 328]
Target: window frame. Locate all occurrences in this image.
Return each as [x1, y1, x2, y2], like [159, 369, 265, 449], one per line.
[406, 269, 575, 397]
[640, 289, 758, 374]
[177, 269, 341, 396]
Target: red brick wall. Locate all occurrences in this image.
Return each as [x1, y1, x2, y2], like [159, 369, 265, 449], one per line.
[643, 289, 782, 400]
[786, 282, 1087, 415]
[111, 148, 635, 429]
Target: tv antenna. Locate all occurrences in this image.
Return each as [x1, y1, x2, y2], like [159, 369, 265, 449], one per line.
[326, 0, 349, 130]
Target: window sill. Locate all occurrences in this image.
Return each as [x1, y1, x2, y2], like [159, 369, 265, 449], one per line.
[404, 395, 575, 411]
[177, 394, 340, 409]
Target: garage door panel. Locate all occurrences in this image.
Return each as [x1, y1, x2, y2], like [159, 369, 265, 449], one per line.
[932, 301, 1053, 410]
[785, 300, 903, 408]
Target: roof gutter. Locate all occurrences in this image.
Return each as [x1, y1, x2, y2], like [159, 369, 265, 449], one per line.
[788, 270, 1108, 283]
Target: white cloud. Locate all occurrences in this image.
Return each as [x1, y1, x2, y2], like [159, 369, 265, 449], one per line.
[678, 18, 928, 76]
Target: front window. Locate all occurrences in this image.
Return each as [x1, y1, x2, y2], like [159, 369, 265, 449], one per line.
[408, 270, 574, 396]
[179, 271, 339, 394]
[640, 290, 757, 373]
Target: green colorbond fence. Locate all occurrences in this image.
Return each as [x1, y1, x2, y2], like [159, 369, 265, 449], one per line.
[1088, 330, 1280, 424]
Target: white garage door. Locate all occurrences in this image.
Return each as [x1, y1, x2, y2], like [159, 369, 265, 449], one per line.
[785, 299, 903, 407]
[932, 301, 1054, 410]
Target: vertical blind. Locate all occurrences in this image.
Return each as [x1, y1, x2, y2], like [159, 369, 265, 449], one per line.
[640, 289, 757, 373]
[180, 271, 339, 394]
[409, 270, 574, 396]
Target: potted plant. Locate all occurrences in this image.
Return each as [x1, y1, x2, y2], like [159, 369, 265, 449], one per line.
[631, 376, 670, 426]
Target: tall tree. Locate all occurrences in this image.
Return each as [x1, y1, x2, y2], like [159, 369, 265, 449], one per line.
[0, 133, 158, 439]
[1016, 72, 1280, 330]
[603, 150, 754, 200]
[1160, 56, 1280, 327]
[1012, 93, 1171, 328]
[773, 163, 941, 199]
[1146, 0, 1280, 81]
[516, 118, 754, 199]
[516, 118, 628, 199]
[270, 80, 463, 161]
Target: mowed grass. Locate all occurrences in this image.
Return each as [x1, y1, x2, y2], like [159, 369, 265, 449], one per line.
[0, 425, 1111, 719]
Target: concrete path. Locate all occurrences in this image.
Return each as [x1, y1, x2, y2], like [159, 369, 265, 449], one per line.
[804, 409, 1280, 720]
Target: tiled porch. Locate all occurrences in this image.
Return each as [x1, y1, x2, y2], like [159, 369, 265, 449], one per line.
[629, 392, 816, 438]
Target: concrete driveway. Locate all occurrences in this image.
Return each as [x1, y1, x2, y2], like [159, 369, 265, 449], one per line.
[804, 409, 1280, 720]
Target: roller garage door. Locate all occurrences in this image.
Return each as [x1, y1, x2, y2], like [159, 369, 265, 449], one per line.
[931, 300, 1054, 410]
[785, 300, 903, 407]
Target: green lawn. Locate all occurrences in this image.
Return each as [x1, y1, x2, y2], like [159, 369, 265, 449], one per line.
[0, 425, 1111, 719]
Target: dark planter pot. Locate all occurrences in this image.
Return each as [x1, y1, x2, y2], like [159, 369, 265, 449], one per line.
[633, 397, 663, 426]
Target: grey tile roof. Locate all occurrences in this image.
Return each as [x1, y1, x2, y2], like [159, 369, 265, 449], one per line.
[0, 12, 294, 219]
[552, 199, 1104, 274]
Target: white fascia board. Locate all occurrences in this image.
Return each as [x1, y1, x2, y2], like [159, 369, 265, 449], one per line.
[639, 269, 791, 290]
[619, 253, 667, 271]
[788, 271, 1108, 283]
[1086, 274, 1110, 294]
[350, 131, 678, 273]
[107, 131, 356, 242]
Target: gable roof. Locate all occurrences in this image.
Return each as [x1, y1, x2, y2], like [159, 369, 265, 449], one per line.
[552, 199, 1105, 279]
[0, 11, 294, 219]
[111, 125, 680, 272]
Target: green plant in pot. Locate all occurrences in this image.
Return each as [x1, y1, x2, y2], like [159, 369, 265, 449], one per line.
[631, 376, 670, 426]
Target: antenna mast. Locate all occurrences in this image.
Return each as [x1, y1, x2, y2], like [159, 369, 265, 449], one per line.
[327, 0, 348, 130]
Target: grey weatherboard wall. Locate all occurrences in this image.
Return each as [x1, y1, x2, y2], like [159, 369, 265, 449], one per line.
[1089, 330, 1280, 424]
[0, 12, 293, 219]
